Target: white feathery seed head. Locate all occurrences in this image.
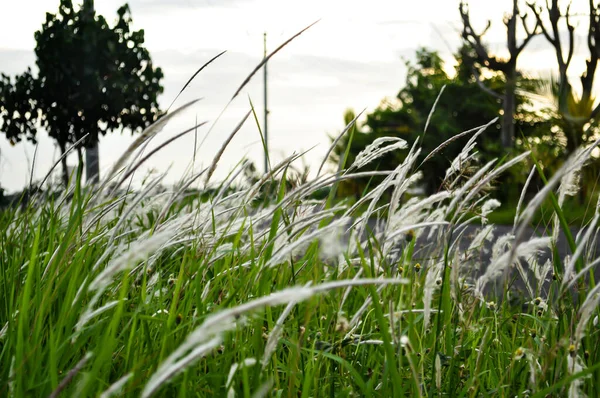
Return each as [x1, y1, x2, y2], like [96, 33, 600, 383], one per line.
[349, 137, 408, 171]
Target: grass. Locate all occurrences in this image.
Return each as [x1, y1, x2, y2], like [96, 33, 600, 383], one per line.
[2, 34, 600, 397]
[1, 123, 600, 398]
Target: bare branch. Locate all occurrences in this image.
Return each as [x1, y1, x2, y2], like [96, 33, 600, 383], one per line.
[516, 11, 541, 55]
[565, 3, 575, 69]
[551, 0, 570, 73]
[527, 3, 556, 44]
[527, 0, 573, 78]
[587, 1, 600, 58]
[462, 1, 539, 71]
[582, 0, 600, 98]
[588, 0, 595, 53]
[516, 28, 540, 56]
[459, 1, 506, 71]
[460, 0, 540, 149]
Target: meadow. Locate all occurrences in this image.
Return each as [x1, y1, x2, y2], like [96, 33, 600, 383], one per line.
[2, 42, 600, 397]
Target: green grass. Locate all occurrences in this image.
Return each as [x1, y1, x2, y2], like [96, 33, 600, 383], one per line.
[2, 36, 600, 396]
[1, 126, 600, 398]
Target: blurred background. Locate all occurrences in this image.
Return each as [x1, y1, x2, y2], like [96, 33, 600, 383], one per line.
[1, 0, 599, 216]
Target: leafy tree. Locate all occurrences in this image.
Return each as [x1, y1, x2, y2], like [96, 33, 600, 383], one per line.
[0, 69, 39, 146]
[0, 0, 164, 186]
[331, 48, 551, 201]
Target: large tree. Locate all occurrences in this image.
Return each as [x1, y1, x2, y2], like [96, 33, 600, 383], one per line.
[0, 0, 164, 186]
[331, 48, 551, 199]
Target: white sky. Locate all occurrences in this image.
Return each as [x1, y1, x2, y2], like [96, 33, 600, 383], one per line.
[0, 0, 595, 193]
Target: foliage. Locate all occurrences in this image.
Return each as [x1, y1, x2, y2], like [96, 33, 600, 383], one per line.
[331, 47, 551, 200]
[0, 69, 39, 145]
[0, 0, 164, 185]
[460, 0, 600, 201]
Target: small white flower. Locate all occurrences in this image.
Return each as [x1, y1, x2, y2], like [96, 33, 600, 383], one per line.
[530, 297, 548, 312]
[514, 347, 525, 360]
[335, 315, 350, 333]
[400, 335, 410, 347]
[481, 199, 501, 217]
[351, 137, 408, 170]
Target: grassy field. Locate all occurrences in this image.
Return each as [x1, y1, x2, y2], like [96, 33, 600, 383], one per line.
[1, 113, 600, 398]
[2, 40, 600, 396]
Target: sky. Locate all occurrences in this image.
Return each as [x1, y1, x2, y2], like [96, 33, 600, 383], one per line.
[0, 0, 595, 193]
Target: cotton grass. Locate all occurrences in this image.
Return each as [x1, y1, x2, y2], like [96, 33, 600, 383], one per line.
[4, 41, 600, 398]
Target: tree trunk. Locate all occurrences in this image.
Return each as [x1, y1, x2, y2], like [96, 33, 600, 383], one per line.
[77, 146, 84, 187]
[502, 71, 516, 148]
[565, 125, 580, 154]
[85, 142, 99, 184]
[59, 142, 69, 187]
[83, 0, 100, 185]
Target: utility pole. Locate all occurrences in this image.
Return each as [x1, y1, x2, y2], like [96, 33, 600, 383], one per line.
[263, 32, 269, 174]
[83, 0, 100, 184]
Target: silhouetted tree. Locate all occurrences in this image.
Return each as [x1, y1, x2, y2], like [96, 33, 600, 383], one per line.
[528, 0, 600, 155]
[331, 48, 551, 200]
[0, 69, 39, 145]
[459, 0, 540, 149]
[0, 0, 164, 186]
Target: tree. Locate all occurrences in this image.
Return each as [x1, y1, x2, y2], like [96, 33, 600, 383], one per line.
[459, 0, 540, 149]
[528, 0, 600, 154]
[0, 0, 164, 186]
[331, 48, 551, 200]
[0, 69, 39, 146]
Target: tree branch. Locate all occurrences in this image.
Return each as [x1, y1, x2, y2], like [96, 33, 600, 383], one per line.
[462, 1, 539, 71]
[459, 1, 506, 71]
[565, 3, 575, 69]
[516, 11, 541, 55]
[582, 0, 600, 97]
[527, 1, 572, 78]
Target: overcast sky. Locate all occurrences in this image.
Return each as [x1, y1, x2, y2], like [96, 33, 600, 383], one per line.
[0, 0, 595, 193]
